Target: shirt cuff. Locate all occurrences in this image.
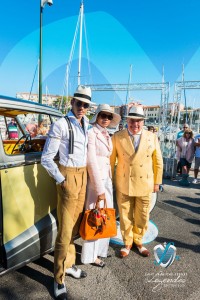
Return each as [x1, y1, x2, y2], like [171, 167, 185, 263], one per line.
[55, 174, 66, 185]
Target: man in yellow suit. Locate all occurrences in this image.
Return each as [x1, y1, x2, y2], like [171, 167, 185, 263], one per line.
[110, 105, 163, 258]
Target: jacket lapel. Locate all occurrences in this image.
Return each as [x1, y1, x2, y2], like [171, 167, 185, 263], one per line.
[121, 129, 149, 162]
[120, 130, 135, 157]
[93, 126, 111, 150]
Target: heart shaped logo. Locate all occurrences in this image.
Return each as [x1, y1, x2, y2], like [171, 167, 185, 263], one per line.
[154, 242, 176, 268]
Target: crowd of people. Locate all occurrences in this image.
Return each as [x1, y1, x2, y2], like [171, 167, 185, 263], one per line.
[41, 85, 163, 300]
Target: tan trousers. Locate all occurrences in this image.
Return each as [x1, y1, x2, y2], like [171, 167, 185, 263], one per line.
[54, 165, 87, 284]
[116, 190, 151, 246]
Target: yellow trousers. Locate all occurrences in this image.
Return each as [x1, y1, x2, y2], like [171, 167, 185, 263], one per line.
[116, 190, 151, 246]
[54, 165, 87, 284]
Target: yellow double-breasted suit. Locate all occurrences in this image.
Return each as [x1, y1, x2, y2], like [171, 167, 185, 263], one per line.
[110, 129, 163, 246]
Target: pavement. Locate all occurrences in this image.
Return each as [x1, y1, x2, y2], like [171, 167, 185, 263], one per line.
[0, 175, 199, 300]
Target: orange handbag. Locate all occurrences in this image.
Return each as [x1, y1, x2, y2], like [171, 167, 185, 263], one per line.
[79, 199, 117, 240]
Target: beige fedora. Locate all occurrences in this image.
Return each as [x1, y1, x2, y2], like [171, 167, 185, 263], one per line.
[90, 104, 121, 128]
[125, 105, 147, 119]
[72, 85, 95, 105]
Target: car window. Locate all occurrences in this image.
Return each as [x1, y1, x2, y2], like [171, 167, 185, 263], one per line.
[0, 113, 52, 155]
[18, 113, 51, 138]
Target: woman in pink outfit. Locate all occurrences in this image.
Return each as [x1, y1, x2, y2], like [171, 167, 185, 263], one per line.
[176, 128, 195, 186]
[81, 104, 121, 267]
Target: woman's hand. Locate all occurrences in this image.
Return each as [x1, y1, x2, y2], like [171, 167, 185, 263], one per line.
[97, 193, 106, 201]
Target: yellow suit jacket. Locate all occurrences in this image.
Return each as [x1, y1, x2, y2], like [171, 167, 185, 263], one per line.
[110, 129, 163, 197]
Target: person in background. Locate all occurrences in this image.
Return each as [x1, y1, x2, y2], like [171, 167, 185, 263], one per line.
[176, 123, 189, 174]
[110, 105, 163, 258]
[118, 123, 123, 131]
[176, 128, 195, 186]
[41, 85, 94, 300]
[177, 123, 189, 139]
[37, 119, 47, 136]
[81, 104, 121, 267]
[192, 131, 200, 184]
[153, 127, 158, 134]
[26, 119, 38, 138]
[147, 126, 154, 132]
[7, 118, 18, 139]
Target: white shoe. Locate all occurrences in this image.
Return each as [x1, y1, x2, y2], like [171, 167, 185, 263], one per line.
[192, 179, 198, 184]
[65, 264, 87, 279]
[54, 281, 67, 299]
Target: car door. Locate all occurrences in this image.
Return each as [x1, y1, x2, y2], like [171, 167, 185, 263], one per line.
[0, 112, 59, 274]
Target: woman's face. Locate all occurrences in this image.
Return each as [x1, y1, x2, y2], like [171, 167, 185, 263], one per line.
[185, 132, 192, 139]
[96, 112, 113, 128]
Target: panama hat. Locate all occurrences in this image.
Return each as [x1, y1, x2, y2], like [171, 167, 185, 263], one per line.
[72, 85, 95, 105]
[90, 104, 121, 128]
[125, 105, 147, 119]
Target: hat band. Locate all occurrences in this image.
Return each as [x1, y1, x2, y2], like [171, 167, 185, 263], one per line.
[74, 93, 91, 101]
[128, 113, 144, 118]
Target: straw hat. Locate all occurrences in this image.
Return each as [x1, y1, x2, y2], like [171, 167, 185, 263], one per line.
[90, 104, 121, 128]
[72, 85, 95, 104]
[125, 105, 147, 119]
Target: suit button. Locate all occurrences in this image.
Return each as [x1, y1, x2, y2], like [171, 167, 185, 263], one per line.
[140, 176, 142, 178]
[140, 164, 143, 167]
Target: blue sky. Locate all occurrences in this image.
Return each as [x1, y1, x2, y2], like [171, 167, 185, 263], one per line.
[0, 0, 200, 107]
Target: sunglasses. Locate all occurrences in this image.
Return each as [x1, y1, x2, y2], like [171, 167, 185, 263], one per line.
[75, 100, 89, 109]
[183, 127, 188, 128]
[99, 113, 113, 120]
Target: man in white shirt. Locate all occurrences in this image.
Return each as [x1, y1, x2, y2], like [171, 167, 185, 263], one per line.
[41, 85, 94, 300]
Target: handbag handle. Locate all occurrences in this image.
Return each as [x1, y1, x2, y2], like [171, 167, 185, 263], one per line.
[95, 198, 107, 210]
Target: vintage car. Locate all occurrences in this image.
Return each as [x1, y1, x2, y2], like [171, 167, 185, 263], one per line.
[0, 95, 63, 275]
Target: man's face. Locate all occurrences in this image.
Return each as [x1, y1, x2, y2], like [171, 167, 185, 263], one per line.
[183, 124, 189, 132]
[71, 99, 89, 120]
[127, 118, 144, 134]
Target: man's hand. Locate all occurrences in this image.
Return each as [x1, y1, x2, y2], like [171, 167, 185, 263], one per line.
[60, 179, 66, 191]
[154, 184, 160, 192]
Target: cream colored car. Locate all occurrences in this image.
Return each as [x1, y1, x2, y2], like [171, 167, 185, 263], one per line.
[0, 95, 63, 275]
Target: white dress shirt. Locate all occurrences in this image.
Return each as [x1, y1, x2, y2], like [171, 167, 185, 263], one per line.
[128, 129, 142, 151]
[41, 110, 89, 183]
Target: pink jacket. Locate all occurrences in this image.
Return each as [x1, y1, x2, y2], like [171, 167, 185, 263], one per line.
[176, 137, 195, 163]
[87, 125, 113, 195]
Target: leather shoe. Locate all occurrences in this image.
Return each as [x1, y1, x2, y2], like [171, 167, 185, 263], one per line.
[133, 243, 150, 257]
[66, 265, 87, 279]
[54, 281, 67, 299]
[92, 258, 105, 268]
[120, 245, 132, 258]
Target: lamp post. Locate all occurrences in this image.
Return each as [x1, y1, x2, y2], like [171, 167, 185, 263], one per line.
[39, 0, 53, 104]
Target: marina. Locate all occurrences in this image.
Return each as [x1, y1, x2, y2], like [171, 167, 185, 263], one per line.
[0, 1, 199, 299]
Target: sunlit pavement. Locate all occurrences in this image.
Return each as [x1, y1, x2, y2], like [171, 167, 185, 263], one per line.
[0, 177, 199, 300]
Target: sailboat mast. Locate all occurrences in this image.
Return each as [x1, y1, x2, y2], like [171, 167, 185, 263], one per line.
[125, 64, 132, 106]
[78, 1, 84, 86]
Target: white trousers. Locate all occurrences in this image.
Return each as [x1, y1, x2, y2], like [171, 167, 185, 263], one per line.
[81, 177, 113, 264]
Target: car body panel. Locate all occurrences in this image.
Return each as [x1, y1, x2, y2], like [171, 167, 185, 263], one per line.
[0, 95, 63, 275]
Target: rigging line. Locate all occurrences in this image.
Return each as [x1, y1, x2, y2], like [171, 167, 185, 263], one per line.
[29, 63, 38, 101]
[182, 63, 188, 123]
[183, 86, 188, 123]
[83, 16, 92, 84]
[60, 13, 81, 110]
